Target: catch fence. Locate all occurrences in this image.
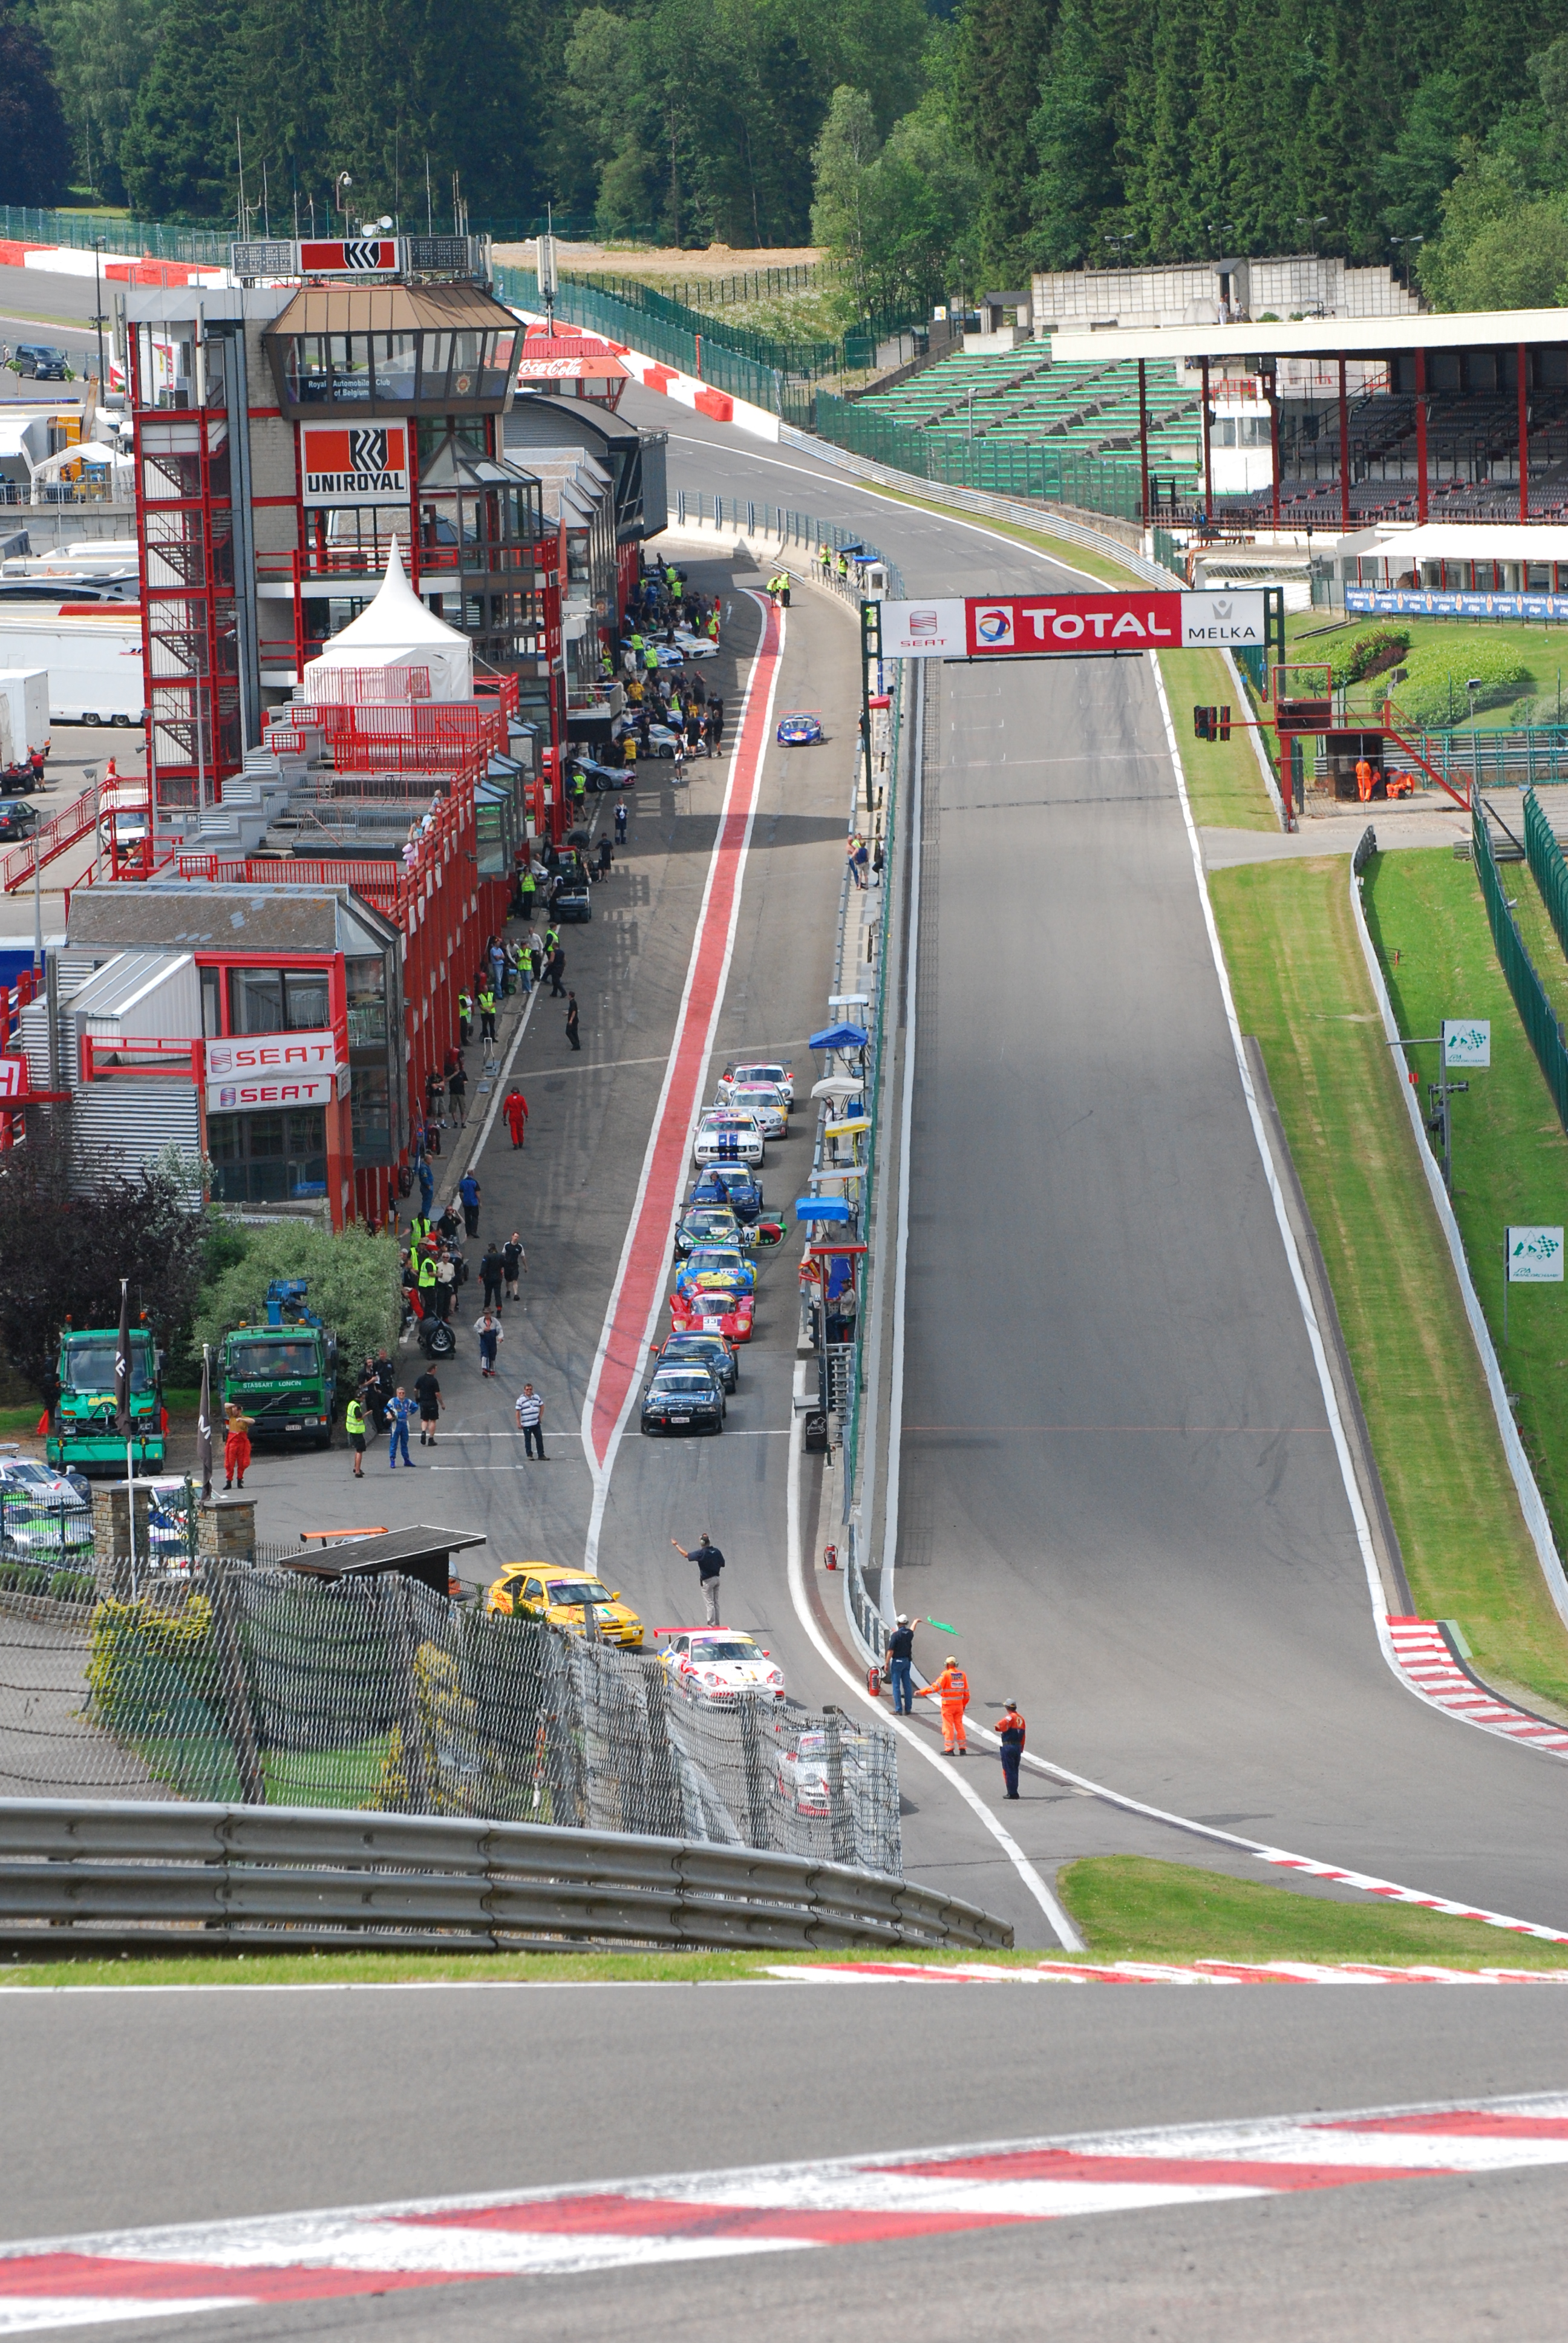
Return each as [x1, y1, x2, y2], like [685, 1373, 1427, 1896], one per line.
[0, 1558, 901, 1877]
[1525, 785, 1568, 965]
[1473, 800, 1568, 1134]
[0, 207, 229, 267]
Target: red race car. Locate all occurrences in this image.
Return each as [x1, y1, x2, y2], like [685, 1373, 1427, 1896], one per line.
[670, 1280, 754, 1343]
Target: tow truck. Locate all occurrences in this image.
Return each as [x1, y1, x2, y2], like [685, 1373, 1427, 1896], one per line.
[219, 1280, 339, 1448]
[46, 1320, 165, 1476]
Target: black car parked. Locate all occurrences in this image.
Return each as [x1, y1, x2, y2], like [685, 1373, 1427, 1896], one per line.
[15, 346, 70, 381]
[0, 801, 40, 844]
[639, 1363, 725, 1435]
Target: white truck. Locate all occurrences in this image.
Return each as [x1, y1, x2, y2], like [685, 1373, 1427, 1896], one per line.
[0, 611, 144, 726]
[0, 670, 48, 766]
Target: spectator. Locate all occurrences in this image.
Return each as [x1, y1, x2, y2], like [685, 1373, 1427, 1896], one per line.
[615, 799, 629, 844]
[414, 1365, 443, 1447]
[548, 946, 567, 999]
[502, 1231, 525, 1300]
[515, 1380, 546, 1460]
[474, 1309, 503, 1378]
[565, 991, 581, 1052]
[459, 1170, 482, 1239]
[481, 1242, 505, 1311]
[447, 1058, 468, 1125]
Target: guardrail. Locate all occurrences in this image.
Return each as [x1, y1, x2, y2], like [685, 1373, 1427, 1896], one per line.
[0, 1797, 1011, 1955]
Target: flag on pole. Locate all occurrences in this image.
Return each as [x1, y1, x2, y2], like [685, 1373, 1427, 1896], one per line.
[197, 1345, 214, 1504]
[113, 1279, 132, 1440]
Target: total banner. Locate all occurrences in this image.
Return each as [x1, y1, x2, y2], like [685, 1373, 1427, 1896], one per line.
[880, 591, 1266, 658]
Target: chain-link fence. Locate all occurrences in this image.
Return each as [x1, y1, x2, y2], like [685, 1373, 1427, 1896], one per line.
[0, 1559, 901, 1876]
[814, 391, 1146, 523]
[1474, 801, 1568, 1133]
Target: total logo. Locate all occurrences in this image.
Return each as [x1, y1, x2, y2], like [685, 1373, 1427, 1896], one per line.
[974, 606, 1014, 647]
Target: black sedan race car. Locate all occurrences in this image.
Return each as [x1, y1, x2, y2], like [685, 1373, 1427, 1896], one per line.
[640, 1362, 726, 1435]
[654, 1329, 738, 1394]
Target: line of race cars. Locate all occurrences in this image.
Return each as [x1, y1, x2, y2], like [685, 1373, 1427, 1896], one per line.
[639, 1057, 796, 1436]
[483, 1563, 786, 1701]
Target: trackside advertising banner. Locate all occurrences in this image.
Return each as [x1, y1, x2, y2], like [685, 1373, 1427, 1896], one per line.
[881, 591, 1266, 658]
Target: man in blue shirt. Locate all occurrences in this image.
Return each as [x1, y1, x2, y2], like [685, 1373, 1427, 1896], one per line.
[458, 1170, 481, 1239]
[387, 1386, 417, 1469]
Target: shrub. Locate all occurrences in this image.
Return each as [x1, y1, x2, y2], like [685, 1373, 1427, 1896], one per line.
[191, 1221, 403, 1376]
[1331, 626, 1411, 689]
[1394, 636, 1532, 730]
[87, 1593, 214, 1727]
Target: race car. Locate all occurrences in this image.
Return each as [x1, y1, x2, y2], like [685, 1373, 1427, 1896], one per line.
[639, 1363, 726, 1435]
[780, 1725, 878, 1816]
[690, 1165, 765, 1222]
[675, 1244, 757, 1297]
[719, 1080, 788, 1138]
[659, 1629, 785, 1703]
[776, 712, 825, 746]
[693, 1110, 764, 1167]
[673, 628, 717, 660]
[675, 1204, 748, 1257]
[485, 1563, 645, 1647]
[653, 1329, 738, 1393]
[717, 1059, 795, 1107]
[670, 1279, 754, 1342]
[569, 754, 635, 792]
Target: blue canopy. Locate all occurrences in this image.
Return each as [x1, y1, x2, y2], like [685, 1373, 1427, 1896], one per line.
[795, 1196, 854, 1223]
[809, 1022, 869, 1051]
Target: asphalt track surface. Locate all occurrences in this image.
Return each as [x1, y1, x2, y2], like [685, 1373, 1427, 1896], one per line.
[13, 379, 1568, 2341]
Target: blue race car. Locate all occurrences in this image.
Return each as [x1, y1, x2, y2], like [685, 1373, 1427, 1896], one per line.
[776, 712, 825, 746]
[676, 1245, 757, 1298]
[690, 1165, 764, 1223]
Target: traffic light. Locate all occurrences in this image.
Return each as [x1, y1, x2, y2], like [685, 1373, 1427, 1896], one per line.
[1218, 705, 1232, 741]
[1194, 706, 1216, 741]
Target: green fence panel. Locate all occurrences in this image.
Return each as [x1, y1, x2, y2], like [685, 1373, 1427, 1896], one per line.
[1524, 787, 1568, 969]
[0, 205, 229, 265]
[812, 390, 1145, 525]
[493, 264, 786, 415]
[1474, 803, 1568, 1132]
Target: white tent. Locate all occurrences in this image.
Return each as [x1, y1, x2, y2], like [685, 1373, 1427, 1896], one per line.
[28, 439, 135, 504]
[308, 538, 473, 701]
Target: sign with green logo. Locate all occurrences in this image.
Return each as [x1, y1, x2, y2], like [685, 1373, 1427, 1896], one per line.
[1507, 1226, 1564, 1283]
[1443, 1020, 1491, 1068]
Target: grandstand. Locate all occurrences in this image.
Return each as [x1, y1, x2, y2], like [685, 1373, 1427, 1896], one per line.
[846, 347, 1204, 508]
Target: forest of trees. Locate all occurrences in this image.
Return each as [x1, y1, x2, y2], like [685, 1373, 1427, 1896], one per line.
[6, 0, 1568, 315]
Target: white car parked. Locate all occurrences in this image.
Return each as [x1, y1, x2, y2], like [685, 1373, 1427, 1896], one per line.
[718, 1060, 795, 1106]
[693, 1110, 765, 1167]
[660, 1630, 786, 1703]
[714, 1081, 788, 1138]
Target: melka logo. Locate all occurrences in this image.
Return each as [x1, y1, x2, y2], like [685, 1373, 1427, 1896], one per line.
[301, 422, 409, 506]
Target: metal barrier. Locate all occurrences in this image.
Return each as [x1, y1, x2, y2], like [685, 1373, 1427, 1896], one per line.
[0, 1795, 1011, 1954]
[1473, 801, 1568, 1133]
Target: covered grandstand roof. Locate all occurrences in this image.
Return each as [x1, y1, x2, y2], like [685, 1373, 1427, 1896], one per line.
[1344, 523, 1568, 562]
[1053, 309, 1568, 362]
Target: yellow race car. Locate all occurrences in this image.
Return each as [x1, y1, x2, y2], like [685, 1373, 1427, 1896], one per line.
[485, 1562, 645, 1648]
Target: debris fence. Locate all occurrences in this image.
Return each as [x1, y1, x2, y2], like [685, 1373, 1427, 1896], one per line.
[0, 1561, 901, 1878]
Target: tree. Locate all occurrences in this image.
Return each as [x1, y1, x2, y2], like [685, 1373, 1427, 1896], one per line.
[1429, 195, 1568, 307]
[811, 86, 881, 303]
[1030, 0, 1120, 266]
[25, 0, 166, 205]
[0, 1126, 206, 1397]
[118, 0, 243, 217]
[953, 0, 1059, 278]
[0, 1, 73, 204]
[189, 1219, 403, 1375]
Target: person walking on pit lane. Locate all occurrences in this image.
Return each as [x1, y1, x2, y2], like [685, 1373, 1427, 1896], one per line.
[515, 1380, 545, 1460]
[614, 799, 628, 844]
[548, 945, 567, 998]
[565, 990, 580, 1052]
[475, 1309, 503, 1378]
[996, 1700, 1026, 1799]
[458, 1169, 482, 1240]
[918, 1655, 970, 1754]
[502, 1231, 526, 1300]
[457, 988, 472, 1045]
[414, 1365, 442, 1447]
[504, 1087, 528, 1149]
[884, 1613, 922, 1715]
[481, 1241, 505, 1312]
[673, 1533, 725, 1626]
[345, 1389, 368, 1478]
[387, 1387, 417, 1469]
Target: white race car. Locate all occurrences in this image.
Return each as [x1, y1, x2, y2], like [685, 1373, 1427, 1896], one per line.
[693, 1110, 764, 1167]
[673, 628, 718, 660]
[717, 1059, 795, 1106]
[660, 1630, 785, 1703]
[719, 1081, 788, 1138]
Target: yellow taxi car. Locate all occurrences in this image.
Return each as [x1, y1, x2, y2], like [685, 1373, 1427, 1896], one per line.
[485, 1562, 645, 1648]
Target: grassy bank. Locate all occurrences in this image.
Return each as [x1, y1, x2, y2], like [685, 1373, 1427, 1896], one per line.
[1286, 606, 1568, 729]
[1212, 852, 1568, 1715]
[1057, 1856, 1568, 1966]
[855, 482, 1141, 587]
[1158, 649, 1278, 830]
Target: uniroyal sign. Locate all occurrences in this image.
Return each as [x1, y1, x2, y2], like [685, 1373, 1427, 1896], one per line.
[299, 422, 410, 508]
[880, 591, 1266, 658]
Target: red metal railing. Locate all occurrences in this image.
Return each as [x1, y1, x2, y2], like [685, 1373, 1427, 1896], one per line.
[1, 781, 102, 894]
[80, 1033, 203, 1080]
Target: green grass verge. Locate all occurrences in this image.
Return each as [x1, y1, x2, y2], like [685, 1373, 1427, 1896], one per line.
[1212, 852, 1568, 1716]
[1057, 1857, 1568, 1965]
[1284, 607, 1568, 729]
[1160, 647, 1278, 830]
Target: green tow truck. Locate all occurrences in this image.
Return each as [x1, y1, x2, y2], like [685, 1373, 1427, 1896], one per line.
[47, 1323, 166, 1476]
[220, 1280, 339, 1449]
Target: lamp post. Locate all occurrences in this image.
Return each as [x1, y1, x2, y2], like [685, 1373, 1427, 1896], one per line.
[336, 174, 353, 234]
[1295, 215, 1328, 255]
[90, 238, 107, 421]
